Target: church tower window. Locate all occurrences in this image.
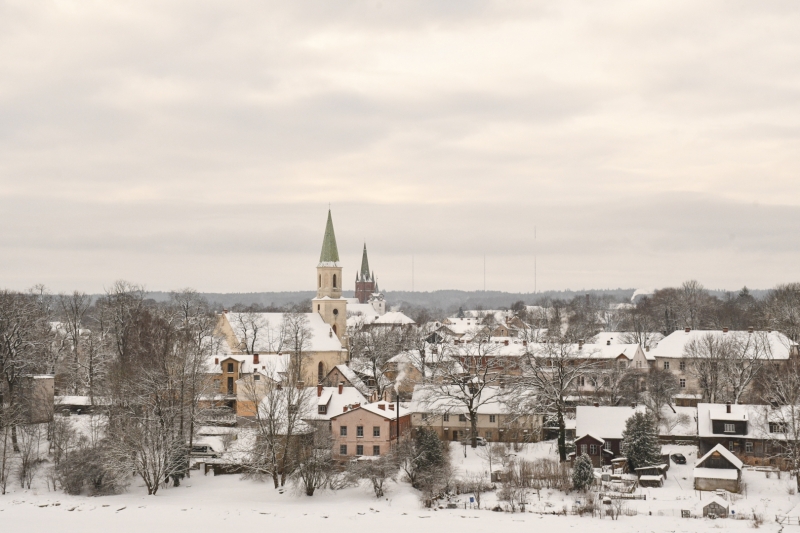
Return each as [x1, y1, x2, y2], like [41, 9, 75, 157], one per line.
[333, 274, 337, 288]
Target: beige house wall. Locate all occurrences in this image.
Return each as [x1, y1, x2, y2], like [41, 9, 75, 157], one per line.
[411, 412, 542, 443]
[331, 408, 410, 458]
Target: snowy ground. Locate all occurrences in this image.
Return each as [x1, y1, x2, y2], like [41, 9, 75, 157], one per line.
[1, 438, 797, 532]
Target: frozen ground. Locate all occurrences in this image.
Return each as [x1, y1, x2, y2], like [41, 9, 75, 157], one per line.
[0, 440, 796, 532]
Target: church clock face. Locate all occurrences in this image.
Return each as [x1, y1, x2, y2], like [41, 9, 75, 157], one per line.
[333, 309, 339, 315]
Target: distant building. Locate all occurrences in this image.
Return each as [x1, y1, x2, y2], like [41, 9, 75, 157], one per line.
[354, 243, 378, 304]
[693, 443, 743, 492]
[17, 375, 54, 424]
[330, 401, 411, 459]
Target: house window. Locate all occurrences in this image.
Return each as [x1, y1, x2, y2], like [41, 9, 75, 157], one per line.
[213, 379, 220, 389]
[254, 375, 260, 381]
[663, 361, 670, 370]
[580, 444, 587, 455]
[604, 441, 611, 451]
[745, 441, 753, 453]
[636, 360, 642, 368]
[729, 441, 734, 451]
[373, 426, 380, 437]
[724, 423, 735, 433]
[589, 444, 598, 455]
[485, 431, 492, 440]
[357, 426, 364, 437]
[340, 426, 347, 436]
[679, 361, 686, 371]
[459, 414, 467, 422]
[618, 360, 628, 370]
[373, 445, 380, 456]
[577, 376, 585, 387]
[603, 376, 610, 387]
[443, 414, 450, 422]
[356, 445, 363, 456]
[421, 413, 429, 421]
[340, 445, 347, 455]
[227, 363, 234, 372]
[679, 379, 686, 388]
[770, 422, 786, 433]
[318, 405, 327, 415]
[489, 415, 496, 423]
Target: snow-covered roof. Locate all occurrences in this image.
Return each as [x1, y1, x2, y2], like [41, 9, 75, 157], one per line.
[658, 405, 697, 437]
[307, 386, 367, 421]
[591, 331, 664, 348]
[358, 401, 410, 420]
[695, 495, 730, 511]
[697, 403, 756, 439]
[222, 312, 345, 353]
[649, 330, 796, 360]
[575, 433, 605, 444]
[329, 364, 370, 396]
[575, 405, 647, 441]
[373, 311, 415, 325]
[409, 385, 513, 415]
[210, 352, 290, 379]
[696, 443, 744, 470]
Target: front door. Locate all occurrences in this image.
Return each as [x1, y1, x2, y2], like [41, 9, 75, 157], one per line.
[452, 431, 458, 441]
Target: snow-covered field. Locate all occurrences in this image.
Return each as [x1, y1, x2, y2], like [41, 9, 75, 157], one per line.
[1, 440, 797, 532]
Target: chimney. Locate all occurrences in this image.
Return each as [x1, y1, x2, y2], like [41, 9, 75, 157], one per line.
[378, 403, 385, 410]
[504, 340, 509, 346]
[338, 381, 344, 394]
[722, 327, 729, 333]
[522, 340, 527, 346]
[606, 340, 611, 346]
[630, 402, 636, 409]
[329, 330, 333, 338]
[593, 402, 599, 407]
[748, 326, 754, 333]
[296, 380, 304, 390]
[353, 403, 361, 409]
[223, 309, 228, 314]
[277, 383, 282, 391]
[343, 406, 348, 412]
[578, 340, 584, 349]
[388, 403, 395, 411]
[317, 384, 323, 397]
[253, 353, 259, 365]
[684, 327, 691, 333]
[214, 358, 219, 365]
[726, 402, 731, 414]
[645, 346, 649, 352]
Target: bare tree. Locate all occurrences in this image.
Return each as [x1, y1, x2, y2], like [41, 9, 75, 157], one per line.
[513, 337, 598, 461]
[231, 309, 269, 354]
[763, 283, 800, 342]
[684, 333, 727, 403]
[57, 291, 91, 395]
[348, 326, 405, 398]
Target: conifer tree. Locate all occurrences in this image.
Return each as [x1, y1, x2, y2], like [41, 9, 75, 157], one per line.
[572, 454, 594, 491]
[621, 412, 661, 470]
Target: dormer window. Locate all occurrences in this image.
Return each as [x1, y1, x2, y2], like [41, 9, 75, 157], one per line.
[318, 405, 327, 415]
[724, 423, 735, 433]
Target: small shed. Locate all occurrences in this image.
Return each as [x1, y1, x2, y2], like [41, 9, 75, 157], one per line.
[699, 495, 730, 518]
[639, 474, 664, 488]
[693, 444, 743, 493]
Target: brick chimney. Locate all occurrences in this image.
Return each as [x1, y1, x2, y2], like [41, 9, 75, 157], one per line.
[606, 340, 611, 346]
[378, 403, 385, 410]
[726, 402, 731, 414]
[388, 403, 395, 411]
[685, 327, 691, 333]
[253, 353, 259, 365]
[338, 381, 344, 394]
[504, 340, 509, 346]
[722, 327, 729, 333]
[317, 384, 323, 397]
[593, 402, 599, 407]
[214, 358, 219, 365]
[748, 326, 754, 333]
[578, 339, 584, 349]
[630, 402, 636, 408]
[522, 340, 527, 347]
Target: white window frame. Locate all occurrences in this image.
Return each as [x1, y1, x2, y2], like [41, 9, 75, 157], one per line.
[724, 423, 735, 433]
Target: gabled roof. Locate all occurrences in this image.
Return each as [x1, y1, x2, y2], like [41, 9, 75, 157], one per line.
[306, 386, 367, 421]
[575, 433, 605, 444]
[575, 405, 646, 441]
[696, 443, 744, 470]
[318, 209, 340, 265]
[649, 329, 796, 360]
[329, 364, 370, 396]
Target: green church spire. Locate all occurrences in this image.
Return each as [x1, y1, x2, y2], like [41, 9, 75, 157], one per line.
[318, 209, 340, 265]
[359, 243, 371, 280]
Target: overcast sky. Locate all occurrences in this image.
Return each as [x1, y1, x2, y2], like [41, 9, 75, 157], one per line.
[1, 1, 799, 294]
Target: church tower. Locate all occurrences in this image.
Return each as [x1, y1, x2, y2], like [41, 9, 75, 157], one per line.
[312, 210, 347, 342]
[354, 243, 377, 304]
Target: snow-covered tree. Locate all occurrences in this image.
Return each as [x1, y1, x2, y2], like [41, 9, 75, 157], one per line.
[572, 453, 594, 492]
[620, 412, 661, 470]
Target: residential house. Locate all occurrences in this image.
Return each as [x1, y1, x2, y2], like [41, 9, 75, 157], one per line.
[573, 404, 648, 466]
[693, 443, 743, 492]
[330, 401, 411, 459]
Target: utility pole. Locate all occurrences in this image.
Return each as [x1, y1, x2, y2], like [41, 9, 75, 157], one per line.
[534, 225, 537, 294]
[483, 254, 486, 292]
[412, 255, 414, 292]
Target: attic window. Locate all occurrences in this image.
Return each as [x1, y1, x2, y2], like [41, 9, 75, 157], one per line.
[724, 423, 735, 433]
[318, 405, 327, 415]
[254, 375, 261, 381]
